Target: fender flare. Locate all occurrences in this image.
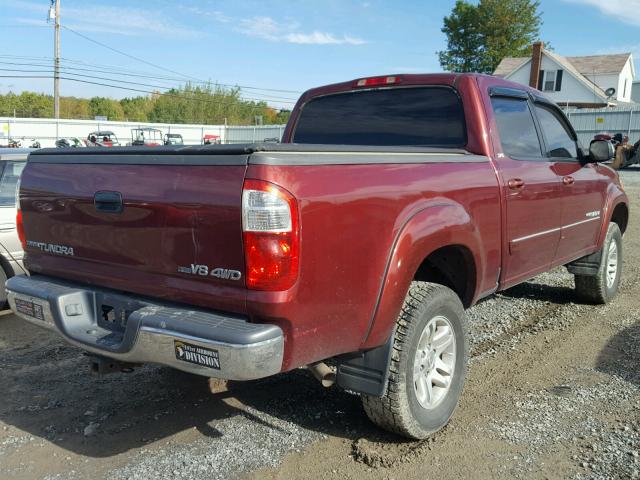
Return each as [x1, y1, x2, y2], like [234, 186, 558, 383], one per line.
[363, 201, 483, 349]
[336, 201, 483, 396]
[598, 187, 629, 247]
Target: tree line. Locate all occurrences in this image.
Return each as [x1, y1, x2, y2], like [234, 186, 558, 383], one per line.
[0, 84, 292, 125]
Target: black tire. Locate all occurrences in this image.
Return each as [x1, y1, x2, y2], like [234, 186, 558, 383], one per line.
[0, 264, 8, 310]
[362, 282, 468, 439]
[574, 223, 622, 304]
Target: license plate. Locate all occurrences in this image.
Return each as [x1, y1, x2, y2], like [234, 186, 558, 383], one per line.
[14, 298, 45, 322]
[174, 341, 220, 370]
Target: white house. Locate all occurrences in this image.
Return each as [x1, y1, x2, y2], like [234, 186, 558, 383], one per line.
[494, 42, 635, 108]
[632, 80, 640, 103]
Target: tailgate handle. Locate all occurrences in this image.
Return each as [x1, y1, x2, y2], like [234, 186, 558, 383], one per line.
[94, 191, 123, 213]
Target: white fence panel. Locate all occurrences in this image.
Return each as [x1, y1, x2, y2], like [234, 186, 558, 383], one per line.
[565, 106, 640, 146]
[0, 117, 227, 148]
[0, 117, 287, 148]
[225, 125, 285, 144]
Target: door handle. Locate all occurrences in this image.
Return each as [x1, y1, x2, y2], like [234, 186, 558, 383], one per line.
[507, 178, 525, 189]
[562, 176, 575, 185]
[94, 191, 123, 213]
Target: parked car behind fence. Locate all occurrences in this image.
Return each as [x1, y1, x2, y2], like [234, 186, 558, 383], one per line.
[0, 148, 29, 306]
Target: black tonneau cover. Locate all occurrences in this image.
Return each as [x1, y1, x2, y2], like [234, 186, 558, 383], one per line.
[29, 143, 472, 165]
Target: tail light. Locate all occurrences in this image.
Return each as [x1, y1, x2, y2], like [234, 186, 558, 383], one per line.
[16, 178, 26, 249]
[242, 179, 299, 291]
[16, 210, 26, 249]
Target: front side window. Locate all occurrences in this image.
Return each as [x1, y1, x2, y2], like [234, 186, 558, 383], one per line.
[534, 105, 578, 159]
[491, 97, 542, 159]
[292, 87, 466, 147]
[0, 161, 26, 207]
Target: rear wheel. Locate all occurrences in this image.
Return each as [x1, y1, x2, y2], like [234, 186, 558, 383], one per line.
[574, 223, 622, 304]
[362, 282, 468, 439]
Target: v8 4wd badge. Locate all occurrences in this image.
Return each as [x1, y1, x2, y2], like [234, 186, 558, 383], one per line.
[177, 264, 242, 281]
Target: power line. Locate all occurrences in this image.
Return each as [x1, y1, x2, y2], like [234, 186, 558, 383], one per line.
[0, 25, 50, 28]
[0, 61, 300, 101]
[0, 54, 304, 94]
[0, 75, 295, 113]
[0, 67, 297, 104]
[61, 25, 206, 84]
[0, 60, 194, 85]
[0, 74, 280, 121]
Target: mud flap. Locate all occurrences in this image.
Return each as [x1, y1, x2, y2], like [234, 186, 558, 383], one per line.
[335, 334, 394, 397]
[566, 249, 602, 276]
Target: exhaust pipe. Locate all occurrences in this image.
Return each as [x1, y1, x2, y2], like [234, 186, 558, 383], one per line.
[308, 362, 336, 387]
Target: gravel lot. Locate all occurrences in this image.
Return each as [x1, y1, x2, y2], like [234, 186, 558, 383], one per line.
[1, 168, 638, 480]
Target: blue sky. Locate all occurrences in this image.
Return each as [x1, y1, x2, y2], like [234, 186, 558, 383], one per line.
[0, 0, 639, 109]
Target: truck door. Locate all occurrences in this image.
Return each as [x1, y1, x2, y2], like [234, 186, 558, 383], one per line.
[489, 90, 564, 288]
[531, 101, 607, 264]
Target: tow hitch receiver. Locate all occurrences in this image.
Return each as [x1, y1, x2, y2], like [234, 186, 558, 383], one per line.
[88, 355, 137, 375]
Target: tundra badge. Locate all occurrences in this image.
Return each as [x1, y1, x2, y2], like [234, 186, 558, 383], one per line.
[26, 240, 75, 256]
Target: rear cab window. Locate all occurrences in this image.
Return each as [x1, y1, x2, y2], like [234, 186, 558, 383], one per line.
[292, 87, 466, 147]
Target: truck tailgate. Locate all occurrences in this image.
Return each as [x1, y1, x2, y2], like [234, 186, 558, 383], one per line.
[20, 148, 249, 314]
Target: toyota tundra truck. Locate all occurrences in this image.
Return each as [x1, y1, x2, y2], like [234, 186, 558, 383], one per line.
[7, 73, 629, 439]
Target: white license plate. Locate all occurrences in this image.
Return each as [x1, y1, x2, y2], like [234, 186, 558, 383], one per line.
[14, 297, 46, 322]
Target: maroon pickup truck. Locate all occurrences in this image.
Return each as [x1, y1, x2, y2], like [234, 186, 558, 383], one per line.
[8, 73, 628, 439]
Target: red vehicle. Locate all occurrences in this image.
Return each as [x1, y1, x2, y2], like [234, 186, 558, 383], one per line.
[84, 131, 119, 147]
[203, 134, 221, 145]
[8, 74, 628, 439]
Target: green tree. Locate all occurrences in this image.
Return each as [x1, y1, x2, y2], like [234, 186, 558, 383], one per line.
[438, 0, 543, 74]
[438, 1, 485, 74]
[274, 109, 291, 125]
[0, 86, 290, 124]
[61, 97, 91, 119]
[120, 96, 153, 122]
[11, 92, 53, 117]
[88, 97, 125, 120]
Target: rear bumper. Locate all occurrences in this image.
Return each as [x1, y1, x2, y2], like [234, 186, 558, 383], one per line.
[6, 275, 284, 380]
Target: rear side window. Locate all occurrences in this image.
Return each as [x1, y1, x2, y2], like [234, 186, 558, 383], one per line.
[292, 87, 466, 147]
[0, 161, 25, 207]
[534, 105, 578, 159]
[491, 97, 542, 159]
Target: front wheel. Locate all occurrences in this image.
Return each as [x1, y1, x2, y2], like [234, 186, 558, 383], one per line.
[362, 282, 468, 439]
[574, 222, 622, 304]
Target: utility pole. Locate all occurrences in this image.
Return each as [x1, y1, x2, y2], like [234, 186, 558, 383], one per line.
[53, 0, 60, 119]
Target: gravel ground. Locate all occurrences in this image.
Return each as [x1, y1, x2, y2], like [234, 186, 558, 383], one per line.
[1, 168, 638, 480]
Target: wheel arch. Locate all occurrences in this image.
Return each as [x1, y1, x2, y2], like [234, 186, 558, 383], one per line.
[361, 202, 482, 350]
[610, 201, 628, 235]
[0, 252, 15, 279]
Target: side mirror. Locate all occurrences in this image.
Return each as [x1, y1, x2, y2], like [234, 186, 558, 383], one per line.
[588, 140, 614, 163]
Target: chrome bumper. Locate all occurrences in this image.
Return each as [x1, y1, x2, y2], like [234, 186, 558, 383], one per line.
[6, 275, 284, 380]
